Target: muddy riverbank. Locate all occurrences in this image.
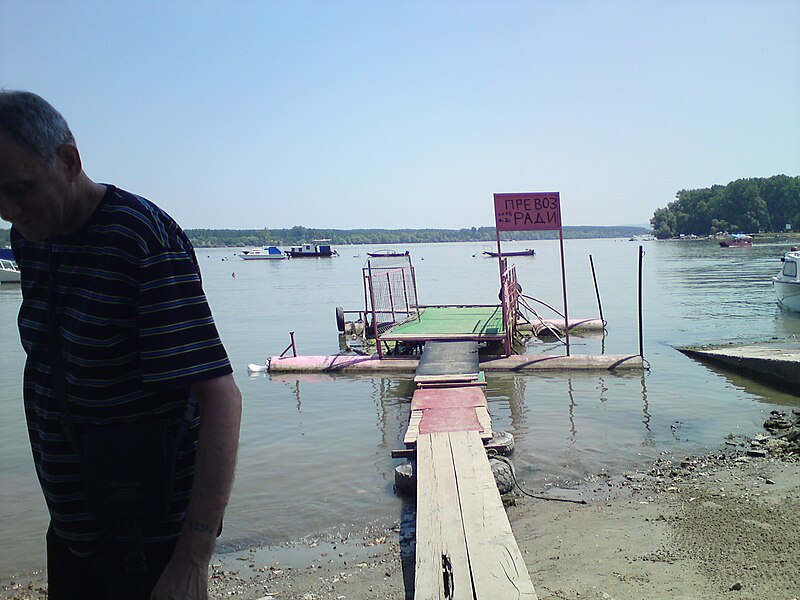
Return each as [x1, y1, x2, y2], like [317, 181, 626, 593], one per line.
[3, 410, 798, 600]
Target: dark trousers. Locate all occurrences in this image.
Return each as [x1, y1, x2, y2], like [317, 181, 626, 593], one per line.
[46, 524, 177, 600]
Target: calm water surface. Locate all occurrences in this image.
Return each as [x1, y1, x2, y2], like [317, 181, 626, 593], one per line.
[2, 237, 799, 576]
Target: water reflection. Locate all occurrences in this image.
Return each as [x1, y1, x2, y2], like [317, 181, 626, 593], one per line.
[641, 374, 652, 436]
[268, 372, 415, 451]
[567, 378, 576, 444]
[680, 357, 800, 404]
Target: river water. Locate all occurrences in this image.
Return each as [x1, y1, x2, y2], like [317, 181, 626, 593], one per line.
[2, 237, 799, 576]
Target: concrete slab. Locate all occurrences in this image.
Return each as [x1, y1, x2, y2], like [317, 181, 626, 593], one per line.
[677, 342, 800, 388]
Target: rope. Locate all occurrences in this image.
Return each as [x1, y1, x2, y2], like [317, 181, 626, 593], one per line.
[516, 296, 568, 346]
[489, 452, 588, 505]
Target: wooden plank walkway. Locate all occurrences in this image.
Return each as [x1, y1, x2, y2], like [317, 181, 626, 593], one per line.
[407, 341, 537, 600]
[415, 431, 538, 599]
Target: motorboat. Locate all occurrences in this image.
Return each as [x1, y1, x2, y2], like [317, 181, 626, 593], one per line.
[367, 250, 409, 258]
[286, 240, 337, 258]
[239, 246, 288, 260]
[719, 234, 753, 248]
[0, 248, 20, 284]
[772, 250, 800, 311]
[483, 249, 536, 257]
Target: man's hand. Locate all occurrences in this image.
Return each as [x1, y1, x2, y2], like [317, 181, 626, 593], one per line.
[150, 549, 209, 600]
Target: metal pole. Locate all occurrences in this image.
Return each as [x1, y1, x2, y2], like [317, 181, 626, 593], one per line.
[290, 331, 297, 357]
[559, 228, 570, 356]
[367, 268, 382, 359]
[496, 227, 505, 293]
[638, 245, 644, 358]
[589, 255, 604, 324]
[386, 272, 396, 321]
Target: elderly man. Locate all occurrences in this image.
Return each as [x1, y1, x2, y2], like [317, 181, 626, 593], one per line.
[0, 90, 242, 599]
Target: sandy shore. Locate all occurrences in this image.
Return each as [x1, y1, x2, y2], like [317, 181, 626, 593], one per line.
[3, 410, 798, 600]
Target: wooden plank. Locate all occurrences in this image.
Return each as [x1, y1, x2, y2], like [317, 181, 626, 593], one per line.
[411, 387, 487, 411]
[414, 432, 473, 600]
[449, 430, 538, 599]
[417, 380, 488, 389]
[404, 410, 423, 445]
[416, 340, 480, 377]
[419, 407, 483, 434]
[415, 373, 479, 384]
[475, 406, 492, 440]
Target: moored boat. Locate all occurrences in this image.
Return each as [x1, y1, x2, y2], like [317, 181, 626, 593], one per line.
[483, 249, 535, 257]
[719, 234, 753, 248]
[772, 250, 800, 312]
[239, 246, 288, 260]
[0, 248, 20, 284]
[367, 250, 409, 258]
[287, 239, 337, 258]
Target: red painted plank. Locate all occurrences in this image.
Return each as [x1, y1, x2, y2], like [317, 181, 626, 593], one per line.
[419, 407, 482, 434]
[411, 386, 487, 410]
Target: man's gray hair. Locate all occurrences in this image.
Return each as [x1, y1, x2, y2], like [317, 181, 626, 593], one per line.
[0, 90, 76, 164]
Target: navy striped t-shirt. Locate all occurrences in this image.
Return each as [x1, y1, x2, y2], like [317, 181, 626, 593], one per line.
[12, 185, 233, 554]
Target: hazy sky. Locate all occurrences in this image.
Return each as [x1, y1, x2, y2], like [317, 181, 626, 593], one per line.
[2, 1, 798, 230]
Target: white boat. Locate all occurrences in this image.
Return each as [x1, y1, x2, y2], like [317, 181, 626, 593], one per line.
[719, 233, 753, 247]
[0, 248, 20, 284]
[239, 246, 288, 260]
[772, 251, 800, 311]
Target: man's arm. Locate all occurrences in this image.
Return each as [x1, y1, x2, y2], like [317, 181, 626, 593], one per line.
[151, 373, 242, 600]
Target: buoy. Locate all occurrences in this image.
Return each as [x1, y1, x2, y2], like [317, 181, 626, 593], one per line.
[247, 363, 268, 373]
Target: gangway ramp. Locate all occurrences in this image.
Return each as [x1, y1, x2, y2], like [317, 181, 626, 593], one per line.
[408, 341, 537, 599]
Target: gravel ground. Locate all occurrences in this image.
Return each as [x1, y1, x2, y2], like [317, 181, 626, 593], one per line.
[3, 409, 799, 600]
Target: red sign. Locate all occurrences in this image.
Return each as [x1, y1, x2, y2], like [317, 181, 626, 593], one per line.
[494, 192, 561, 231]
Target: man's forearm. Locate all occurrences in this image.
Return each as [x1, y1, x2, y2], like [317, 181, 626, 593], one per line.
[176, 374, 243, 557]
[151, 374, 241, 599]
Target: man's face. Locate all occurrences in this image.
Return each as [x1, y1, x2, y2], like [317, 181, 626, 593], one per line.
[0, 132, 73, 241]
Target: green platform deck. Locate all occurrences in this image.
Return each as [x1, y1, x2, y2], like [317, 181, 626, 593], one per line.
[382, 306, 506, 341]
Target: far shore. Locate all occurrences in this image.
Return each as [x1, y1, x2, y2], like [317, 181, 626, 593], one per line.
[3, 409, 798, 600]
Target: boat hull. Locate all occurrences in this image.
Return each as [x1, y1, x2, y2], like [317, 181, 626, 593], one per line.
[773, 279, 800, 312]
[239, 254, 287, 260]
[287, 251, 334, 257]
[0, 268, 20, 284]
[367, 251, 409, 258]
[239, 246, 288, 260]
[483, 250, 535, 257]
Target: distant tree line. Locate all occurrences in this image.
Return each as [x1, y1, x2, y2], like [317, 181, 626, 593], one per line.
[650, 175, 800, 239]
[183, 225, 649, 248]
[0, 224, 649, 249]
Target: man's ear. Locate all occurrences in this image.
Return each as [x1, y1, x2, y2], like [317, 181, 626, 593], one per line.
[56, 143, 82, 180]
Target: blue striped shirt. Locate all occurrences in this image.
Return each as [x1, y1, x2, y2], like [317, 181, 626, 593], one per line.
[12, 185, 232, 554]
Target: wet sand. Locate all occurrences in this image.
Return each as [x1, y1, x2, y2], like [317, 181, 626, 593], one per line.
[3, 411, 799, 600]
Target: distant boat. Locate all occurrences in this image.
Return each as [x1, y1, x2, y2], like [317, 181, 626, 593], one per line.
[0, 248, 20, 284]
[286, 240, 338, 258]
[483, 249, 536, 257]
[773, 250, 800, 312]
[239, 246, 288, 260]
[719, 234, 753, 248]
[367, 250, 410, 258]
